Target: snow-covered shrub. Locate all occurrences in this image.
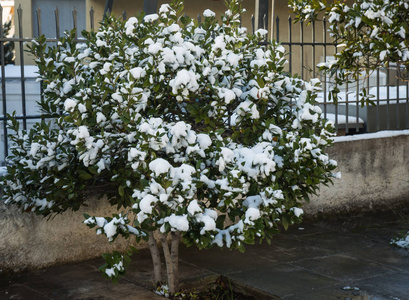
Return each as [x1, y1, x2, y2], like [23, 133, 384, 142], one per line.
[289, 0, 409, 104]
[2, 0, 337, 295]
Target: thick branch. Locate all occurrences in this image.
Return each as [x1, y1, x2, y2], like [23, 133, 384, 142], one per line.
[161, 233, 176, 295]
[170, 231, 181, 291]
[148, 231, 162, 285]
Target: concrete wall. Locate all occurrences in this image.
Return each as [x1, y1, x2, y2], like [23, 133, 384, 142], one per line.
[1, 133, 409, 272]
[0, 197, 140, 272]
[305, 133, 409, 216]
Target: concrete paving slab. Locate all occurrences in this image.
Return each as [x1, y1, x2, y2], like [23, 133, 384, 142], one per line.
[236, 240, 297, 262]
[295, 231, 378, 253]
[344, 245, 409, 271]
[292, 254, 395, 281]
[0, 259, 164, 300]
[258, 245, 332, 264]
[0, 284, 51, 300]
[269, 234, 322, 250]
[281, 285, 390, 300]
[353, 272, 409, 299]
[179, 245, 274, 274]
[225, 264, 338, 297]
[284, 223, 337, 238]
[261, 239, 334, 262]
[1, 211, 409, 299]
[350, 223, 407, 241]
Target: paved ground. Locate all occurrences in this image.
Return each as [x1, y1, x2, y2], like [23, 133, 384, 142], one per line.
[1, 210, 409, 299]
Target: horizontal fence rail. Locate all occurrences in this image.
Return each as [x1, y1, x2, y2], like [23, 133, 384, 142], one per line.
[0, 4, 408, 165]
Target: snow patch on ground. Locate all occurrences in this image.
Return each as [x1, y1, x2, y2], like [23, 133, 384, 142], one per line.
[391, 233, 409, 250]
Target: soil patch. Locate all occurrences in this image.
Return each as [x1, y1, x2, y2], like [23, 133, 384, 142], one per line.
[172, 275, 276, 300]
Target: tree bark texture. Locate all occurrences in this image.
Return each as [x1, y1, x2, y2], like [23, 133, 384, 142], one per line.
[148, 231, 162, 285]
[170, 231, 181, 291]
[161, 233, 176, 295]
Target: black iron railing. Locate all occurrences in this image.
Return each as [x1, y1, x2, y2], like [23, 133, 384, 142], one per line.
[0, 4, 408, 165]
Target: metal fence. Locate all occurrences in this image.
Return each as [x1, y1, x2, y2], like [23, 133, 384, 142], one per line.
[1, 4, 409, 164]
[274, 16, 409, 136]
[0, 5, 90, 165]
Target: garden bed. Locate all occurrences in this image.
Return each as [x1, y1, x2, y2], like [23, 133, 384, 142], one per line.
[173, 275, 276, 300]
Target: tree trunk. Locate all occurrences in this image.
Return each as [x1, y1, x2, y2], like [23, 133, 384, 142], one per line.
[148, 231, 162, 285]
[170, 231, 181, 291]
[161, 233, 176, 295]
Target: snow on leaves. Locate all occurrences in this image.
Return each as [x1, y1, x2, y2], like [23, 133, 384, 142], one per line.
[84, 214, 146, 242]
[3, 0, 337, 269]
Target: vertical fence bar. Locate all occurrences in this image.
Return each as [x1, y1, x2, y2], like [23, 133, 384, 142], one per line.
[288, 16, 292, 75]
[122, 11, 127, 21]
[143, 0, 158, 14]
[300, 20, 304, 80]
[18, 6, 27, 131]
[0, 5, 7, 161]
[334, 37, 339, 132]
[90, 7, 95, 31]
[334, 94, 339, 132]
[104, 0, 114, 18]
[73, 7, 78, 39]
[406, 81, 409, 128]
[55, 6, 60, 39]
[251, 15, 254, 34]
[263, 13, 267, 30]
[356, 75, 359, 133]
[386, 65, 390, 129]
[275, 16, 279, 42]
[396, 75, 400, 129]
[367, 66, 370, 132]
[35, 6, 45, 114]
[345, 82, 349, 134]
[312, 19, 316, 78]
[322, 17, 327, 119]
[376, 64, 380, 131]
[36, 6, 42, 36]
[263, 14, 267, 44]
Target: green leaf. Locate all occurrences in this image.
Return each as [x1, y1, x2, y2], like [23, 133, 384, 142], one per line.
[129, 246, 138, 254]
[140, 179, 149, 187]
[78, 170, 93, 180]
[118, 185, 125, 197]
[282, 216, 289, 231]
[216, 215, 226, 229]
[256, 76, 265, 88]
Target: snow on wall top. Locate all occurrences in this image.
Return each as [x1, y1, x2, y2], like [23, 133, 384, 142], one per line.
[333, 130, 409, 143]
